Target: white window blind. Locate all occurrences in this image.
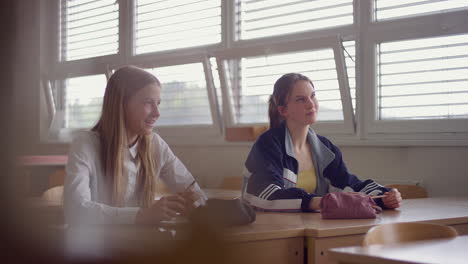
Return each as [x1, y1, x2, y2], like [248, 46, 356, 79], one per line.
[135, 0, 222, 54]
[237, 0, 353, 40]
[377, 34, 468, 120]
[145, 63, 213, 126]
[375, 0, 468, 21]
[65, 75, 107, 129]
[232, 49, 343, 124]
[60, 0, 119, 61]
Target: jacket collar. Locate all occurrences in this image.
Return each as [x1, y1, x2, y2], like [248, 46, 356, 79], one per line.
[283, 123, 335, 173]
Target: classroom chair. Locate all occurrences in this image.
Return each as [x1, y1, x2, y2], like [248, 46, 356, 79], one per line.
[385, 184, 428, 199]
[41, 169, 66, 202]
[363, 222, 458, 246]
[220, 176, 243, 190]
[42, 185, 64, 203]
[48, 168, 66, 187]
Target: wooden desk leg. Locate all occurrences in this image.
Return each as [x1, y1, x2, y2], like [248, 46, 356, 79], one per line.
[226, 237, 304, 264]
[307, 235, 364, 264]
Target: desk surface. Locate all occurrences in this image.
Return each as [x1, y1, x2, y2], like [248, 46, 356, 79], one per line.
[328, 235, 468, 264]
[227, 197, 468, 241]
[27, 191, 468, 243]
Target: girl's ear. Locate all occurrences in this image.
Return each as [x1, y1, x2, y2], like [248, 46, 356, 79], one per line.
[277, 105, 287, 118]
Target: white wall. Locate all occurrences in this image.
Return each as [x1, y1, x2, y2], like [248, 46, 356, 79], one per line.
[172, 145, 468, 197]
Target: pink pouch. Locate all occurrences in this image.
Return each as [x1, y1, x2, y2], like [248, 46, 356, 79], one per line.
[320, 192, 382, 219]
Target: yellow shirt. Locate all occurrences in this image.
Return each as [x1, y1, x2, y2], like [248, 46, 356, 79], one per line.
[296, 165, 317, 194]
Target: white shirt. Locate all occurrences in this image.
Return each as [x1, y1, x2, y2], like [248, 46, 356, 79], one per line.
[64, 131, 206, 225]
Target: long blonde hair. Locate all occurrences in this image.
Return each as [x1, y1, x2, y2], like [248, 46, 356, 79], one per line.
[92, 66, 160, 208]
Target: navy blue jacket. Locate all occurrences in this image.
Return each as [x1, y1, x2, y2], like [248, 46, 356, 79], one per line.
[241, 123, 389, 211]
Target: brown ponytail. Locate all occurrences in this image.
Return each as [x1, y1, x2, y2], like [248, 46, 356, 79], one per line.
[268, 73, 314, 128]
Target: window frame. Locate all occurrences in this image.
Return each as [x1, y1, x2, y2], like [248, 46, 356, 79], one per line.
[362, 7, 468, 136]
[132, 55, 223, 138]
[40, 0, 468, 146]
[215, 36, 356, 135]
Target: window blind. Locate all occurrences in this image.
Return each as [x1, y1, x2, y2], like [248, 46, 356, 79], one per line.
[232, 49, 344, 124]
[375, 0, 468, 21]
[237, 0, 353, 40]
[60, 0, 119, 61]
[377, 34, 468, 120]
[145, 63, 213, 126]
[65, 75, 107, 129]
[135, 0, 222, 54]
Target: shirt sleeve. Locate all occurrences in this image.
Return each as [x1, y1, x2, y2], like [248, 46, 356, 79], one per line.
[64, 134, 139, 225]
[243, 133, 316, 212]
[155, 134, 207, 207]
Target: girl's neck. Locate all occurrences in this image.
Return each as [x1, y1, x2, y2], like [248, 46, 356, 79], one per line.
[127, 134, 139, 148]
[286, 121, 310, 151]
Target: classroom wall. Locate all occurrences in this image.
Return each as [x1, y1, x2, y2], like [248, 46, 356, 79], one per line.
[171, 145, 468, 197]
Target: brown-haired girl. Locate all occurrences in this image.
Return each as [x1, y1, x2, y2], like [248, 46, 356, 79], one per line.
[241, 73, 401, 211]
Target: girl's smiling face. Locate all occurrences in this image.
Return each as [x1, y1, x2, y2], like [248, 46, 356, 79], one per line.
[124, 83, 161, 143]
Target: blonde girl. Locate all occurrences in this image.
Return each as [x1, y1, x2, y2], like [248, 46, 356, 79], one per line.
[65, 66, 206, 225]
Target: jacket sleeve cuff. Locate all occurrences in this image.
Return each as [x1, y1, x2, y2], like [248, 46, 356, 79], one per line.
[373, 186, 391, 209]
[374, 198, 387, 209]
[301, 194, 316, 212]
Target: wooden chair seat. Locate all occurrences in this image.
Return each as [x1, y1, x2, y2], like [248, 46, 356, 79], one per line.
[385, 184, 428, 199]
[42, 185, 64, 203]
[363, 222, 458, 246]
[220, 176, 243, 190]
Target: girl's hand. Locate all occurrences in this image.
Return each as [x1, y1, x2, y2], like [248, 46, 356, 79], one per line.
[309, 197, 322, 210]
[135, 194, 186, 224]
[178, 190, 200, 216]
[382, 188, 402, 209]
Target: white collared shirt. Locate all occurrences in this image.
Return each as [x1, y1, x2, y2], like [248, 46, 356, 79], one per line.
[64, 131, 206, 225]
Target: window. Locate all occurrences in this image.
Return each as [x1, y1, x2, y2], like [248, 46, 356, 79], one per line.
[374, 0, 468, 21]
[44, 0, 468, 144]
[227, 49, 345, 124]
[60, 0, 119, 61]
[135, 0, 222, 54]
[377, 34, 468, 120]
[145, 63, 213, 126]
[64, 74, 107, 129]
[237, 0, 353, 40]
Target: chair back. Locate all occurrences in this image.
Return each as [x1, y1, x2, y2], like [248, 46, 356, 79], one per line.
[48, 169, 66, 188]
[220, 176, 243, 190]
[363, 222, 458, 246]
[42, 169, 66, 202]
[385, 184, 428, 199]
[42, 185, 64, 203]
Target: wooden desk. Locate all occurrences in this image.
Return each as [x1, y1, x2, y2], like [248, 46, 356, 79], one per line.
[301, 197, 468, 264]
[224, 212, 306, 264]
[328, 235, 468, 264]
[26, 192, 468, 264]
